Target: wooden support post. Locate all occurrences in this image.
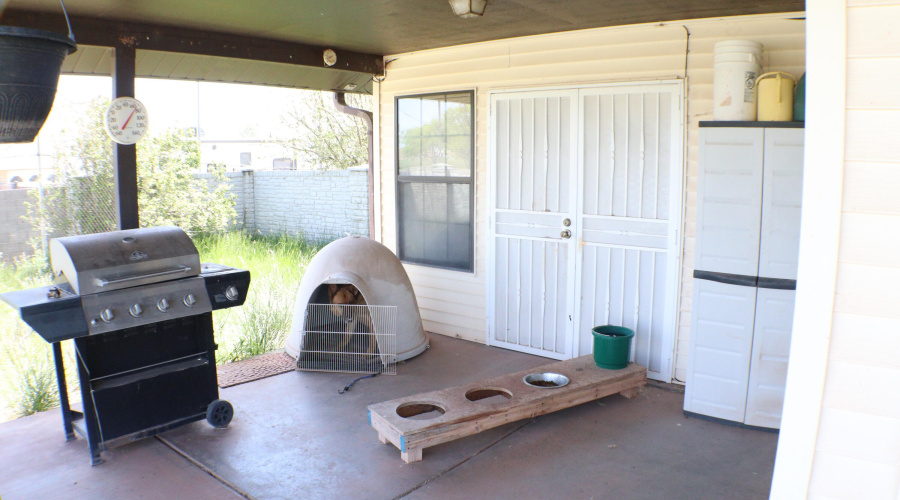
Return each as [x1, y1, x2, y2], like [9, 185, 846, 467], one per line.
[401, 448, 422, 464]
[112, 42, 139, 230]
[619, 387, 642, 399]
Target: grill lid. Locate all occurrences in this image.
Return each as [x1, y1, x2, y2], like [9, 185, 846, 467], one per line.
[50, 226, 201, 296]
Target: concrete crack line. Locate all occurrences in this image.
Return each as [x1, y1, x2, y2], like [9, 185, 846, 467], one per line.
[155, 435, 257, 500]
[392, 419, 536, 500]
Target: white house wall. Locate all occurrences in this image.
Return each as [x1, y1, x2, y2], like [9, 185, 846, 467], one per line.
[377, 14, 805, 381]
[804, 1, 900, 497]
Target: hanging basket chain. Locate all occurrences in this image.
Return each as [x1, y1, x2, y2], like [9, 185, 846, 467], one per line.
[59, 0, 76, 44]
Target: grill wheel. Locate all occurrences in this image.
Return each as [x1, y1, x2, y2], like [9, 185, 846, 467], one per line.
[206, 399, 234, 428]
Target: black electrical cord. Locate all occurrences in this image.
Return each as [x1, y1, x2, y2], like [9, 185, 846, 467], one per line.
[338, 367, 383, 394]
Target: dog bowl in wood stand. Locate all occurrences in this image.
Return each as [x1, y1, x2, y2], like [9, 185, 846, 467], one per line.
[367, 355, 646, 463]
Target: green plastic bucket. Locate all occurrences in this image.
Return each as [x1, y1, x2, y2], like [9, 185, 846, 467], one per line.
[793, 72, 806, 122]
[591, 325, 634, 370]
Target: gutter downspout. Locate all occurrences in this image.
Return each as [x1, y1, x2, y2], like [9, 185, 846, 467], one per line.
[333, 92, 375, 239]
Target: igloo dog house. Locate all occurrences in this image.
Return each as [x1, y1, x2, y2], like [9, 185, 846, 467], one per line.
[285, 236, 429, 363]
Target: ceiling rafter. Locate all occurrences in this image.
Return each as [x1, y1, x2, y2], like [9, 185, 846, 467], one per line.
[0, 8, 384, 76]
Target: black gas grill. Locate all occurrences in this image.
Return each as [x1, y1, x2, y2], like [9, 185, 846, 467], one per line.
[1, 226, 250, 465]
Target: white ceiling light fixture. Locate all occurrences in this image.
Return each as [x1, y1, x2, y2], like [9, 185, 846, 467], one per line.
[323, 48, 337, 67]
[449, 0, 488, 18]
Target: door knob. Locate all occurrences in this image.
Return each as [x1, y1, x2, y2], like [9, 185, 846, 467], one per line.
[562, 218, 571, 227]
[560, 229, 572, 239]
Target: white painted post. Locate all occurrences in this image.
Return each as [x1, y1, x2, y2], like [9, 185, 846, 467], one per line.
[769, 1, 846, 498]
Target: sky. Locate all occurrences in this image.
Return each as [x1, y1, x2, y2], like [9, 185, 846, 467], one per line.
[55, 75, 301, 140]
[0, 75, 307, 168]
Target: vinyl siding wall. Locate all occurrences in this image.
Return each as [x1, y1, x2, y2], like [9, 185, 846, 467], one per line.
[377, 14, 805, 382]
[807, 2, 900, 497]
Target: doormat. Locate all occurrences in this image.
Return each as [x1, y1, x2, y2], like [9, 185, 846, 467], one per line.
[217, 351, 296, 388]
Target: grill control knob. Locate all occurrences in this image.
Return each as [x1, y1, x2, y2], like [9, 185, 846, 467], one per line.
[183, 294, 197, 307]
[129, 303, 144, 318]
[157, 298, 170, 312]
[100, 308, 115, 323]
[225, 286, 239, 301]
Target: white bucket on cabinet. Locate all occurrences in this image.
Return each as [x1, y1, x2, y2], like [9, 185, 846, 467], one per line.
[713, 40, 763, 121]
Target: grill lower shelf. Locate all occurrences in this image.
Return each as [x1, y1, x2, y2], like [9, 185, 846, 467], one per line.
[68, 313, 226, 465]
[90, 357, 215, 440]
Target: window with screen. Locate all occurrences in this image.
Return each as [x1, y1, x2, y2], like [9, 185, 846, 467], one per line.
[396, 91, 474, 272]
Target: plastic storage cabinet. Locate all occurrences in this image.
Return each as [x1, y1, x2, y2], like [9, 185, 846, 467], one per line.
[683, 122, 804, 430]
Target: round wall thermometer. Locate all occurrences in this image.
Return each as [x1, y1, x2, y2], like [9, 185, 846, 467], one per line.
[105, 97, 149, 145]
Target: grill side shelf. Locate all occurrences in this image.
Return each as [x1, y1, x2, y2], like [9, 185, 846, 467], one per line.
[90, 354, 209, 391]
[201, 266, 251, 310]
[0, 286, 88, 342]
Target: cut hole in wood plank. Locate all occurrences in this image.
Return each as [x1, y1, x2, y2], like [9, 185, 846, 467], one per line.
[396, 402, 445, 420]
[465, 388, 513, 403]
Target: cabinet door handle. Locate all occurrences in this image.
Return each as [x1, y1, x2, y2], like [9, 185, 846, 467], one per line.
[692, 270, 757, 287]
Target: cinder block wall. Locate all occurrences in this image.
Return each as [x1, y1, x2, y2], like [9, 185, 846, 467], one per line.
[0, 189, 40, 261]
[0, 171, 368, 262]
[198, 168, 370, 242]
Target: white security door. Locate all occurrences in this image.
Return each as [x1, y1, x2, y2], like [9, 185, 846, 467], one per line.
[489, 90, 579, 359]
[575, 85, 683, 381]
[489, 82, 683, 380]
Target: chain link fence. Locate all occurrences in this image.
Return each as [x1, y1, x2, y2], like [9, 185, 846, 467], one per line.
[37, 174, 118, 237]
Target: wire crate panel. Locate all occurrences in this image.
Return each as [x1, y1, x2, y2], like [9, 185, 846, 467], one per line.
[298, 303, 397, 375]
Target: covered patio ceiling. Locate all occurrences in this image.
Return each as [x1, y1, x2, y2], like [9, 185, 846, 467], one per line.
[1, 0, 804, 93]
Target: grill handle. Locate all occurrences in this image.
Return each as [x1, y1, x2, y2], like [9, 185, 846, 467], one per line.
[94, 266, 192, 288]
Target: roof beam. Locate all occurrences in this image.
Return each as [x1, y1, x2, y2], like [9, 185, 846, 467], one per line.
[112, 43, 140, 231]
[0, 9, 384, 76]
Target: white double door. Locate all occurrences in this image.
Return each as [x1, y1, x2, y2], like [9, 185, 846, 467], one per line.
[488, 82, 683, 382]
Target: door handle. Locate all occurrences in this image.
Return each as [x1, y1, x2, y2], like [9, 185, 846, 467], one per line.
[560, 229, 571, 239]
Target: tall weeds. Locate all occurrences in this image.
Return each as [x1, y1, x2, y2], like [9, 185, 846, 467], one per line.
[0, 253, 64, 420]
[193, 231, 323, 363]
[7, 349, 60, 417]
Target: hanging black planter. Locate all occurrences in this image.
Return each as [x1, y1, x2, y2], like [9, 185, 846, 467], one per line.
[0, 1, 77, 143]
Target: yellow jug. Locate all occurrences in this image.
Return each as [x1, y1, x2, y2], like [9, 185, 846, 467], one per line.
[755, 71, 796, 121]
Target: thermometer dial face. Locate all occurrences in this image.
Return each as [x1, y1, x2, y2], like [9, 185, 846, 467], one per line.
[105, 97, 149, 145]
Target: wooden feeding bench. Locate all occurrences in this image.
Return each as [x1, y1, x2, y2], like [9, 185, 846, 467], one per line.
[367, 355, 646, 463]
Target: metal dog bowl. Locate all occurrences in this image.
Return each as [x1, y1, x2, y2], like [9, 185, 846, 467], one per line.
[523, 372, 570, 388]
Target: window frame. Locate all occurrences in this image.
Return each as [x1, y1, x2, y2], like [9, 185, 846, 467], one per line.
[394, 89, 476, 273]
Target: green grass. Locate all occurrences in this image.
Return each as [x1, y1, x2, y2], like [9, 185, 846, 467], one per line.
[193, 231, 323, 364]
[0, 251, 52, 294]
[0, 231, 323, 422]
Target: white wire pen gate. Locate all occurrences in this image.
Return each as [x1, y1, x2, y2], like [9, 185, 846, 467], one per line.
[297, 303, 398, 375]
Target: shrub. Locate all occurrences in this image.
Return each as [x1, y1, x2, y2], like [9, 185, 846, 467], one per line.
[9, 352, 60, 417]
[26, 97, 235, 239]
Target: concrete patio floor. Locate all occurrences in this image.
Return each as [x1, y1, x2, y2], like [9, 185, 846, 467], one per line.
[0, 334, 778, 500]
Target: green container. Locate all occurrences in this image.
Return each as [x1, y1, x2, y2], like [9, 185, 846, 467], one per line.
[591, 325, 634, 370]
[794, 72, 806, 122]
